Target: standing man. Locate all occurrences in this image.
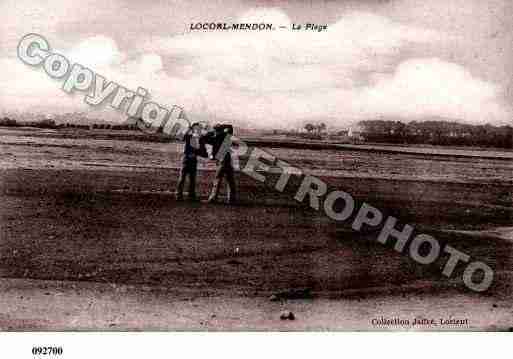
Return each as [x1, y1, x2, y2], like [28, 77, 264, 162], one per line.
[205, 124, 237, 204]
[175, 122, 208, 201]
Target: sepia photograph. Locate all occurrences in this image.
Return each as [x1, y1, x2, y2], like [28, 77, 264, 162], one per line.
[0, 0, 512, 337]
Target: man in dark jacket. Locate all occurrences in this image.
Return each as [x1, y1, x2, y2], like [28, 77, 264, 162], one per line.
[204, 124, 237, 204]
[175, 122, 208, 201]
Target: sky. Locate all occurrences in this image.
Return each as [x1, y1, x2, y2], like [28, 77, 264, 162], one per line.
[0, 0, 512, 129]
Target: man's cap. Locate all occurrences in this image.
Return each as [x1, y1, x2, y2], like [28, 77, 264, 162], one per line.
[213, 123, 234, 134]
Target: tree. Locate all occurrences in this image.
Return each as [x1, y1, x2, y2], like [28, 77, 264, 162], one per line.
[0, 117, 17, 127]
[304, 123, 315, 133]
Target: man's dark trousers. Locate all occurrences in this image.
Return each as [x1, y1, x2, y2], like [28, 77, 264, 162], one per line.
[176, 156, 198, 199]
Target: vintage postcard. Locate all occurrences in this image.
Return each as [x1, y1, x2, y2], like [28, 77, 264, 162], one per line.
[0, 0, 512, 336]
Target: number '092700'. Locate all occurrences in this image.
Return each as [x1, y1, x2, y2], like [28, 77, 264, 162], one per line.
[32, 346, 63, 356]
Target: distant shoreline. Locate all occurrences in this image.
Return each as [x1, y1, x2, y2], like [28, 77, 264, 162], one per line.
[1, 125, 513, 161]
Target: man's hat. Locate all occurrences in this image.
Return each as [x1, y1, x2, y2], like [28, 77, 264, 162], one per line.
[214, 123, 233, 134]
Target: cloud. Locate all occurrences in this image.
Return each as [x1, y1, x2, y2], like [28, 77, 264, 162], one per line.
[0, 57, 96, 113]
[147, 10, 440, 92]
[359, 58, 507, 124]
[136, 9, 508, 127]
[1, 8, 509, 128]
[66, 35, 125, 68]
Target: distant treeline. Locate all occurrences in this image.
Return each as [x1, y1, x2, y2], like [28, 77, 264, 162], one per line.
[0, 117, 138, 131]
[358, 120, 513, 148]
[0, 118, 57, 129]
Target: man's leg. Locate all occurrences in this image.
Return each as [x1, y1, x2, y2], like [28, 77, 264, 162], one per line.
[225, 160, 237, 204]
[207, 161, 224, 202]
[175, 164, 187, 200]
[187, 160, 198, 200]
